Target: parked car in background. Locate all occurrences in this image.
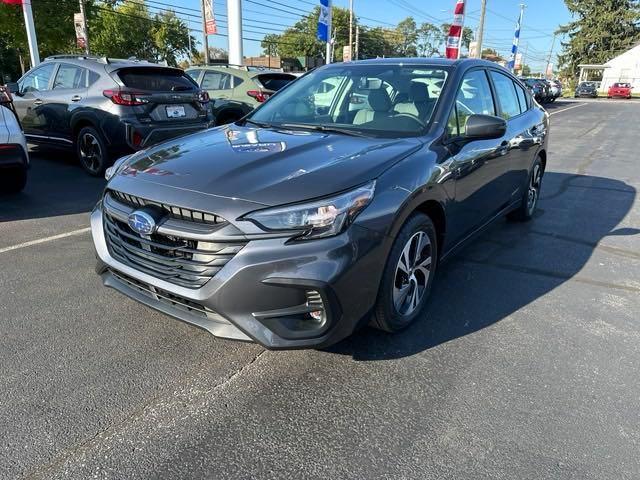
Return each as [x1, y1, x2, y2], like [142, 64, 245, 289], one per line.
[548, 79, 562, 100]
[0, 85, 28, 193]
[607, 82, 632, 99]
[574, 81, 598, 98]
[6, 56, 212, 176]
[92, 58, 548, 349]
[185, 65, 297, 125]
[520, 78, 550, 103]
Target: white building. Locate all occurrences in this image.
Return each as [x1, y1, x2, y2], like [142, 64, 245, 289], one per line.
[579, 43, 640, 93]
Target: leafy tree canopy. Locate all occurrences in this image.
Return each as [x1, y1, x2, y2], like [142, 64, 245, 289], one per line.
[558, 0, 640, 77]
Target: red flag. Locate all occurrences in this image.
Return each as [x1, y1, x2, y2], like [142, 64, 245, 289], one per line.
[445, 0, 465, 59]
[1, 0, 23, 5]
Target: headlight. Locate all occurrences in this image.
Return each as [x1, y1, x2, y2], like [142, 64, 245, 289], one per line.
[105, 154, 132, 181]
[243, 181, 376, 240]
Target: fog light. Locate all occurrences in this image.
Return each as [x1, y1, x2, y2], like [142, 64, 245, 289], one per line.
[306, 290, 326, 326]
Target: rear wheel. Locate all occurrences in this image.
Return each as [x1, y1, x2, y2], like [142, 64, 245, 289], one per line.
[0, 166, 27, 194]
[508, 156, 544, 222]
[371, 213, 438, 333]
[76, 126, 110, 176]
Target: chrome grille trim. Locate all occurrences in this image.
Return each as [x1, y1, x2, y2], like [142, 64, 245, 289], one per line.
[103, 211, 246, 289]
[108, 189, 224, 225]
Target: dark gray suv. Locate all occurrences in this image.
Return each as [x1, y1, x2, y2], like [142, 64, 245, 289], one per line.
[8, 56, 212, 176]
[91, 58, 548, 349]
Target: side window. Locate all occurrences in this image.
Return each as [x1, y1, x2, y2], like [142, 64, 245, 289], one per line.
[514, 81, 529, 113]
[490, 71, 521, 120]
[232, 76, 244, 88]
[447, 106, 459, 137]
[452, 69, 495, 136]
[88, 71, 100, 87]
[201, 71, 232, 90]
[53, 64, 87, 90]
[185, 69, 201, 83]
[18, 63, 56, 93]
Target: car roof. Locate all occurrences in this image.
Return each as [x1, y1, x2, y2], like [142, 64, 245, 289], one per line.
[339, 57, 498, 69]
[42, 55, 178, 73]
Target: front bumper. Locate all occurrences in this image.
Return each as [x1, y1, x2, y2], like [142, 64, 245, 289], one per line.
[91, 201, 387, 349]
[0, 144, 28, 170]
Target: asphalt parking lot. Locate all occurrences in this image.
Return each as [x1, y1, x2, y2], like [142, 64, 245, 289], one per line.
[1, 99, 639, 479]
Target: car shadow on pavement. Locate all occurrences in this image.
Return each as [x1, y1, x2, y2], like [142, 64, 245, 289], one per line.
[328, 172, 637, 361]
[0, 146, 106, 222]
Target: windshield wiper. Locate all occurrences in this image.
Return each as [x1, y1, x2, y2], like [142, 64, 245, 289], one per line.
[278, 123, 370, 137]
[243, 118, 273, 128]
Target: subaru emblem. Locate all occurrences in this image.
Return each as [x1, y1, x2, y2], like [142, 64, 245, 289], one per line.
[128, 210, 157, 235]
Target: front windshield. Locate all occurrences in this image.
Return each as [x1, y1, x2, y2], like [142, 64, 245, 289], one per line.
[580, 82, 595, 88]
[247, 64, 449, 138]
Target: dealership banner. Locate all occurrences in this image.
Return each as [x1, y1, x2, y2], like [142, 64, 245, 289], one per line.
[204, 0, 217, 35]
[74, 13, 86, 49]
[445, 0, 466, 59]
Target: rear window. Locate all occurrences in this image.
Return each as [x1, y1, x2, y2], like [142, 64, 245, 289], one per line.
[254, 73, 296, 91]
[117, 67, 197, 91]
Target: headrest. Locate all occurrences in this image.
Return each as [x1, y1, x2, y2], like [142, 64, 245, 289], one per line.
[368, 88, 392, 112]
[410, 82, 430, 103]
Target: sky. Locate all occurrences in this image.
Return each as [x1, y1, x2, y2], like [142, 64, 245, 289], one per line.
[176, 0, 572, 71]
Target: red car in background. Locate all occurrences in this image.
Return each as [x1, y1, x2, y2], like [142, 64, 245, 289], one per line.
[608, 82, 633, 99]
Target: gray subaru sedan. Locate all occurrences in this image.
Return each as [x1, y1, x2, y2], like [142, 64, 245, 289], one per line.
[91, 58, 548, 349]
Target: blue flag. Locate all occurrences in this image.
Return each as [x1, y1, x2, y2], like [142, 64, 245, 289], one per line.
[507, 10, 523, 70]
[317, 0, 330, 42]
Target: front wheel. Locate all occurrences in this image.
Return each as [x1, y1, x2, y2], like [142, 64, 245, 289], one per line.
[371, 213, 438, 333]
[76, 126, 110, 176]
[508, 156, 544, 222]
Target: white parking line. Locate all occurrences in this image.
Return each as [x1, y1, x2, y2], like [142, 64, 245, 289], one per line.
[0, 227, 91, 254]
[549, 103, 587, 116]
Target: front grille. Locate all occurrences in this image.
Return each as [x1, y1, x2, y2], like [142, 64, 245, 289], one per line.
[109, 269, 225, 320]
[103, 211, 245, 289]
[108, 190, 224, 225]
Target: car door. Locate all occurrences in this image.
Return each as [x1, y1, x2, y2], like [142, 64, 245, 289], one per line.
[444, 68, 514, 242]
[488, 70, 543, 206]
[12, 63, 57, 140]
[49, 63, 90, 142]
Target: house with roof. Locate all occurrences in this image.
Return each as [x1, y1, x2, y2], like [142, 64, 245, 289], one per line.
[578, 43, 640, 93]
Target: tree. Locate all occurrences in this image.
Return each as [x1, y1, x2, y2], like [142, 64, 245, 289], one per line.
[393, 17, 419, 56]
[0, 0, 81, 70]
[89, 2, 194, 65]
[417, 23, 443, 57]
[557, 0, 640, 77]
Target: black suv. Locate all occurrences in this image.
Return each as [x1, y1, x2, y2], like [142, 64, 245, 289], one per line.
[7, 56, 213, 176]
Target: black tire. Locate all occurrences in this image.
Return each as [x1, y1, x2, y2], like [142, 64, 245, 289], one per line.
[371, 212, 438, 333]
[0, 167, 27, 194]
[76, 126, 110, 176]
[508, 156, 544, 222]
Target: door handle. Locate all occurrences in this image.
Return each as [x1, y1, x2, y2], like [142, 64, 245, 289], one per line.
[33, 99, 43, 106]
[71, 95, 82, 102]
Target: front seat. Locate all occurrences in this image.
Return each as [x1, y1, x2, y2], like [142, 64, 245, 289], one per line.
[353, 88, 393, 125]
[394, 82, 436, 121]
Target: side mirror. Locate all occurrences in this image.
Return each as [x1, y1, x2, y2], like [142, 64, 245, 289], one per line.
[5, 82, 19, 94]
[465, 114, 507, 140]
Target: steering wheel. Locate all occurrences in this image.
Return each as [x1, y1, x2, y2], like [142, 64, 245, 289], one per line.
[392, 113, 427, 129]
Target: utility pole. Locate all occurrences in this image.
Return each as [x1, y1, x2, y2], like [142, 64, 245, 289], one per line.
[456, 0, 466, 59]
[201, 0, 210, 64]
[227, 0, 243, 66]
[475, 0, 487, 58]
[325, 0, 332, 65]
[348, 0, 353, 60]
[79, 0, 90, 55]
[545, 33, 557, 78]
[22, 0, 40, 67]
[355, 26, 359, 60]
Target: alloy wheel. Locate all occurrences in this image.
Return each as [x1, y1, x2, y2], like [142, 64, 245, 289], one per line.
[393, 231, 432, 316]
[79, 132, 103, 174]
[527, 164, 542, 215]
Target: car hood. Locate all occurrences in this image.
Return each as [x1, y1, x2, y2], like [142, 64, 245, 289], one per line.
[113, 124, 423, 206]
